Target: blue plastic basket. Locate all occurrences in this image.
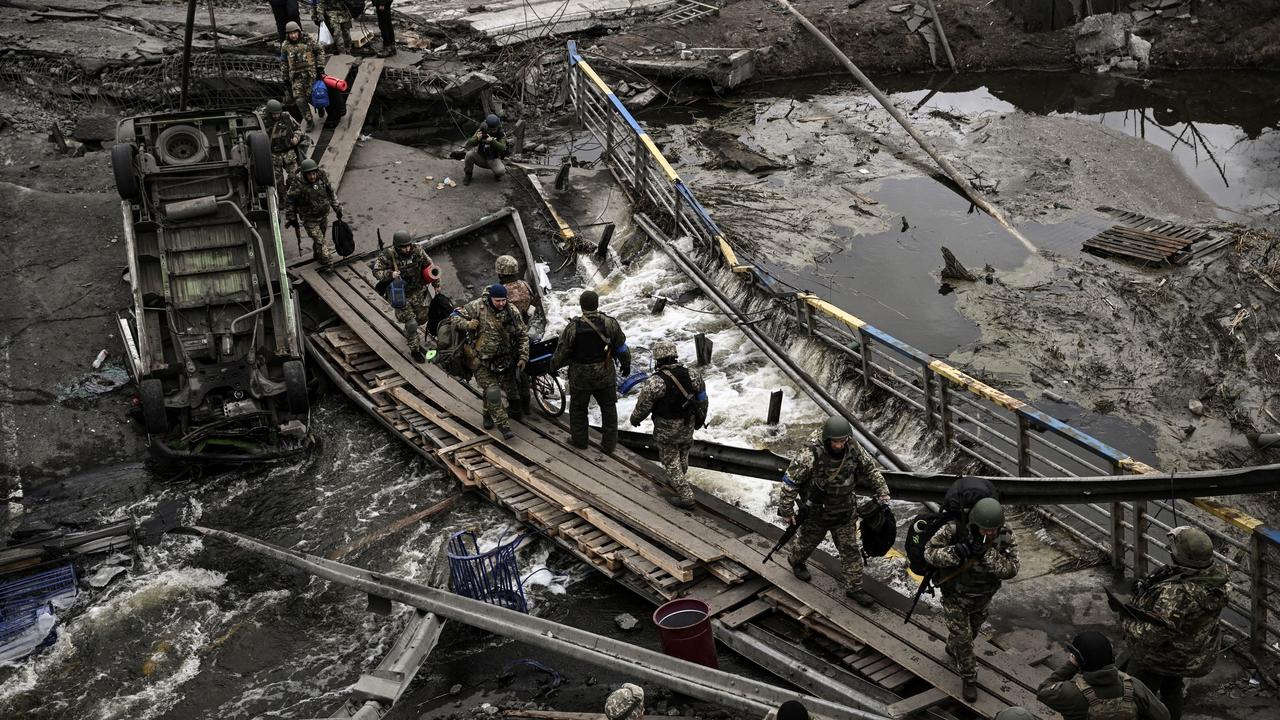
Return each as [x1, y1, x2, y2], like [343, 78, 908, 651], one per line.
[0, 564, 78, 646]
[447, 529, 529, 614]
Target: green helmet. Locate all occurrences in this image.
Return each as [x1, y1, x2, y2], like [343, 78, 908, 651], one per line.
[265, 99, 283, 114]
[651, 341, 677, 361]
[822, 416, 852, 442]
[495, 254, 519, 276]
[299, 158, 319, 173]
[285, 21, 302, 33]
[994, 708, 1035, 720]
[1168, 526, 1214, 568]
[393, 230, 412, 247]
[969, 497, 1005, 530]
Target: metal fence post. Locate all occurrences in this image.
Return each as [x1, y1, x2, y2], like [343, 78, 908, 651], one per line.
[1133, 501, 1148, 580]
[1110, 461, 1125, 572]
[635, 135, 648, 204]
[858, 330, 872, 390]
[922, 364, 936, 433]
[1251, 532, 1268, 655]
[1016, 414, 1031, 476]
[939, 379, 953, 449]
[572, 69, 584, 128]
[672, 187, 682, 235]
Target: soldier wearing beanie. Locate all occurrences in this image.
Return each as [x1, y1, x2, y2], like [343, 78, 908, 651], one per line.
[1037, 630, 1169, 720]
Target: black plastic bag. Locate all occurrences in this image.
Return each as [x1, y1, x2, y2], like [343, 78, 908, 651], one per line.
[332, 218, 355, 256]
[859, 502, 897, 559]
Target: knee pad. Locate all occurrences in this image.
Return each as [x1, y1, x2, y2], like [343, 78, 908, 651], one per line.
[485, 385, 504, 405]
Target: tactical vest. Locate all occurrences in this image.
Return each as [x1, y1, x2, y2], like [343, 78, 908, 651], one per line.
[945, 519, 1008, 597]
[653, 365, 695, 420]
[802, 445, 860, 526]
[475, 304, 518, 367]
[1072, 675, 1137, 720]
[387, 249, 429, 292]
[269, 116, 297, 153]
[570, 316, 610, 364]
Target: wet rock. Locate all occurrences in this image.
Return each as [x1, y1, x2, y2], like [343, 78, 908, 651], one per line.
[72, 114, 117, 144]
[1127, 33, 1151, 68]
[1189, 399, 1204, 416]
[614, 612, 639, 631]
[450, 683, 463, 695]
[1073, 13, 1132, 67]
[624, 86, 660, 111]
[1111, 57, 1140, 72]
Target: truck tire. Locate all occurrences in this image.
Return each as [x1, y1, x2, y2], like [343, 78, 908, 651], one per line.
[139, 378, 168, 434]
[112, 143, 139, 200]
[247, 131, 274, 187]
[283, 359, 309, 414]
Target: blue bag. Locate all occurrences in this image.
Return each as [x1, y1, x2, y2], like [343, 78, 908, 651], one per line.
[310, 79, 330, 109]
[388, 278, 407, 310]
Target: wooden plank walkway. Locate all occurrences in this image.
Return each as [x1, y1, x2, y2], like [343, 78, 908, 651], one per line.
[297, 260, 1058, 719]
[320, 58, 385, 192]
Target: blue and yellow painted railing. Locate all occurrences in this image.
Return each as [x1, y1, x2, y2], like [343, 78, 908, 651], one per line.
[564, 43, 1275, 552]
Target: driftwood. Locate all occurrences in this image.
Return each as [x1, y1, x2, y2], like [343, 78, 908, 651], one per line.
[940, 246, 979, 282]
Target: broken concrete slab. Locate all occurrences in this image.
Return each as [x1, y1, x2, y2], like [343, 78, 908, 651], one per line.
[623, 48, 756, 89]
[71, 114, 117, 144]
[1127, 33, 1151, 68]
[624, 86, 661, 110]
[699, 128, 787, 174]
[1073, 13, 1132, 67]
[413, 0, 677, 47]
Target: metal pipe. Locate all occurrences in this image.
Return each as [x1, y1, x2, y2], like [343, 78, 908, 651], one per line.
[187, 526, 890, 720]
[222, 200, 275, 334]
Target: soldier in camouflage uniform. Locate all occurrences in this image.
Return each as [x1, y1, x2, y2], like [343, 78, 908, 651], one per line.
[285, 158, 342, 269]
[311, 0, 352, 55]
[778, 416, 891, 608]
[459, 284, 528, 439]
[629, 341, 707, 510]
[1038, 630, 1170, 720]
[372, 230, 440, 363]
[496, 254, 539, 413]
[265, 99, 304, 189]
[280, 21, 324, 130]
[924, 497, 1020, 702]
[1118, 526, 1228, 720]
[604, 683, 644, 720]
[550, 290, 630, 454]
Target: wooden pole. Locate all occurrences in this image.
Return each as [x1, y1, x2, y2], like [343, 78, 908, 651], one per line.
[924, 0, 957, 71]
[770, 0, 1036, 254]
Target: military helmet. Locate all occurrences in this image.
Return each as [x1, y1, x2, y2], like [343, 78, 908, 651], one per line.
[604, 683, 644, 720]
[969, 497, 1005, 530]
[299, 158, 319, 173]
[495, 254, 519, 275]
[994, 709, 1035, 720]
[393, 230, 412, 247]
[652, 341, 678, 361]
[822, 416, 852, 442]
[484, 114, 501, 129]
[285, 20, 302, 33]
[1168, 526, 1214, 568]
[265, 99, 283, 114]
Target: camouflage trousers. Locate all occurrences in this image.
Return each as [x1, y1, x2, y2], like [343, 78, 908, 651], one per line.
[320, 14, 352, 54]
[654, 417, 694, 502]
[273, 150, 299, 190]
[301, 215, 333, 266]
[394, 291, 430, 351]
[475, 364, 520, 428]
[788, 519, 863, 591]
[940, 592, 993, 682]
[568, 385, 617, 453]
[285, 78, 316, 129]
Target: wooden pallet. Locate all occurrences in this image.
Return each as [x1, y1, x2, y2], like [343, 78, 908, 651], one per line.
[653, 0, 719, 26]
[1084, 207, 1214, 265]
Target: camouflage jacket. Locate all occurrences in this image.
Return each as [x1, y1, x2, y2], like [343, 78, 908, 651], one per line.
[778, 430, 889, 525]
[312, 0, 351, 24]
[465, 126, 509, 160]
[502, 278, 533, 319]
[460, 292, 529, 369]
[1122, 564, 1229, 677]
[280, 35, 324, 85]
[285, 168, 339, 221]
[550, 311, 629, 392]
[924, 520, 1020, 598]
[268, 112, 304, 155]
[1037, 663, 1169, 720]
[371, 245, 438, 295]
[630, 363, 707, 433]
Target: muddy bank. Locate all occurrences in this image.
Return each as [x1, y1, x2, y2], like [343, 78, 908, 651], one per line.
[596, 0, 1280, 79]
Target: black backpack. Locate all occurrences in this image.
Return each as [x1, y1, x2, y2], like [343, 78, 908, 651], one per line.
[859, 502, 897, 560]
[331, 218, 355, 256]
[903, 476, 997, 576]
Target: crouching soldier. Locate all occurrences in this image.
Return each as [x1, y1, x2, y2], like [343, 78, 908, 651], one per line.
[1038, 630, 1170, 720]
[460, 285, 528, 439]
[779, 416, 891, 608]
[924, 497, 1020, 702]
[629, 341, 707, 510]
[371, 230, 440, 363]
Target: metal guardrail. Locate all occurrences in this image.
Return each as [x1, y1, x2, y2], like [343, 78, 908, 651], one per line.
[565, 41, 1280, 662]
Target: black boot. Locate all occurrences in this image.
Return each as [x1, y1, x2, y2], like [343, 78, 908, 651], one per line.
[845, 587, 875, 607]
[483, 415, 494, 430]
[500, 425, 515, 440]
[411, 348, 426, 363]
[962, 679, 978, 702]
[791, 563, 811, 582]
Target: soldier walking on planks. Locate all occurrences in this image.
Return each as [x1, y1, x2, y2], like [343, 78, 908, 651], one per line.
[628, 340, 707, 510]
[778, 416, 891, 608]
[311, 0, 353, 55]
[496, 254, 540, 413]
[924, 497, 1020, 702]
[285, 158, 343, 270]
[1037, 630, 1170, 720]
[604, 683, 644, 720]
[551, 290, 630, 454]
[1115, 526, 1229, 720]
[265, 99, 305, 189]
[460, 284, 529, 439]
[372, 231, 441, 363]
[280, 21, 324, 131]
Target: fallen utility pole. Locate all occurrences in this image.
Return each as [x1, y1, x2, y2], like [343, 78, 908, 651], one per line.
[770, 0, 1035, 254]
[185, 526, 892, 720]
[923, 0, 956, 71]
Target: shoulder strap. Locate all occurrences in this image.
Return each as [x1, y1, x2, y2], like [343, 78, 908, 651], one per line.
[658, 368, 692, 400]
[581, 315, 610, 345]
[1073, 676, 1099, 704]
[1121, 675, 1134, 700]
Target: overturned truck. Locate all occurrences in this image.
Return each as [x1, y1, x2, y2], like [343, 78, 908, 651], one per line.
[112, 109, 311, 462]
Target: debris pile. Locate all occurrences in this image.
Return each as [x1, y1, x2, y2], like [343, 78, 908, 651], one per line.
[1073, 13, 1151, 72]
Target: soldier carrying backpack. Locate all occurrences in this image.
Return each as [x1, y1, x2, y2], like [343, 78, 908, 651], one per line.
[1037, 631, 1170, 720]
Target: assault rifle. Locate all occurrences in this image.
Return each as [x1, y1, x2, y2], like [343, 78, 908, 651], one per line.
[1105, 587, 1174, 629]
[904, 538, 988, 625]
[763, 503, 811, 564]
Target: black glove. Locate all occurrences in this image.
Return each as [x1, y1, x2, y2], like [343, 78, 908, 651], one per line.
[333, 207, 343, 220]
[619, 364, 631, 378]
[953, 542, 972, 561]
[630, 418, 641, 427]
[693, 413, 705, 431]
[285, 218, 298, 229]
[968, 541, 990, 559]
[316, 72, 324, 82]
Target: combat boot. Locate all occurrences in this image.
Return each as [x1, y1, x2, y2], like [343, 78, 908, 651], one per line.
[483, 415, 494, 430]
[667, 495, 695, 510]
[961, 679, 978, 702]
[845, 587, 875, 608]
[500, 425, 515, 440]
[411, 349, 426, 363]
[791, 563, 812, 582]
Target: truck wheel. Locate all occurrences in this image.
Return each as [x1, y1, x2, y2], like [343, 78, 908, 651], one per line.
[247, 131, 274, 187]
[112, 143, 139, 200]
[283, 359, 309, 414]
[139, 378, 168, 434]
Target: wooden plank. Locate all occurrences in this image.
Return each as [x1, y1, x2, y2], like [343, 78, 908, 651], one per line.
[581, 507, 694, 582]
[320, 58, 385, 191]
[886, 687, 949, 718]
[691, 576, 769, 615]
[720, 598, 771, 629]
[876, 668, 916, 692]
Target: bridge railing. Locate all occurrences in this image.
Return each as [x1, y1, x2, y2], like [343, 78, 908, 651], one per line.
[565, 42, 1279, 660]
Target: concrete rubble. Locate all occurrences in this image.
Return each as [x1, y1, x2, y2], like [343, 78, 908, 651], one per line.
[621, 46, 756, 90]
[413, 0, 678, 47]
[1073, 12, 1151, 72]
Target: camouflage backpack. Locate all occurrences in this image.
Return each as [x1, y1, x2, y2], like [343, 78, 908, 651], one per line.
[1072, 674, 1138, 720]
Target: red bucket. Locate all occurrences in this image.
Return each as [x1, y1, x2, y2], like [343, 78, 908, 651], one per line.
[652, 598, 718, 669]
